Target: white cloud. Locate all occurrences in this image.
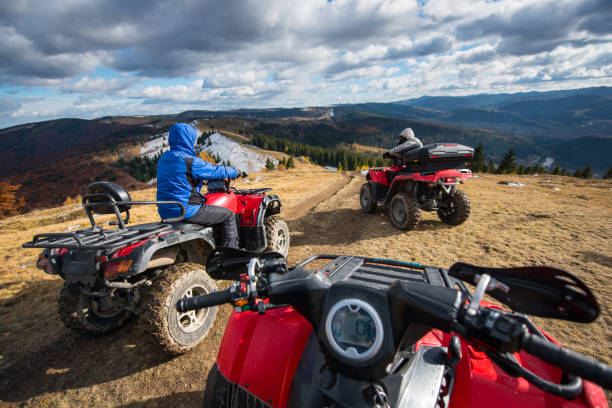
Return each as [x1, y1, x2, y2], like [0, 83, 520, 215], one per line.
[0, 0, 611, 128]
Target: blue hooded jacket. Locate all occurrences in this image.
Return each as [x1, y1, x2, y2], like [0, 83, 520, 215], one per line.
[156, 123, 237, 220]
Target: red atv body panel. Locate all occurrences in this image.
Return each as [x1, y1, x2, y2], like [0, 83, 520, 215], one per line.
[203, 190, 272, 227]
[215, 302, 607, 408]
[216, 307, 312, 407]
[235, 193, 266, 227]
[205, 192, 238, 213]
[202, 188, 281, 251]
[368, 167, 472, 188]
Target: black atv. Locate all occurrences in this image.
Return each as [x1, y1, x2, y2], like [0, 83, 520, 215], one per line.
[22, 181, 288, 354]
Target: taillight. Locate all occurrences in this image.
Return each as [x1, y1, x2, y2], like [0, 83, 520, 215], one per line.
[111, 239, 151, 258]
[103, 260, 133, 279]
[50, 248, 69, 256]
[443, 177, 456, 183]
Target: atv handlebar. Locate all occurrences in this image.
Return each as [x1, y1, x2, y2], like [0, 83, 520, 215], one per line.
[177, 289, 232, 312]
[175, 252, 612, 394]
[522, 333, 612, 389]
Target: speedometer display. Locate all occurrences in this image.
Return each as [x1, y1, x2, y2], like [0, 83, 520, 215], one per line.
[325, 298, 383, 361]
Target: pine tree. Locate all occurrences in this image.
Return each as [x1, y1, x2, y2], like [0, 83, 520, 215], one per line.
[497, 149, 516, 174]
[552, 165, 560, 175]
[469, 142, 484, 172]
[582, 164, 592, 179]
[517, 165, 525, 175]
[265, 158, 275, 170]
[604, 167, 612, 179]
[573, 168, 583, 178]
[486, 160, 496, 173]
[287, 157, 295, 168]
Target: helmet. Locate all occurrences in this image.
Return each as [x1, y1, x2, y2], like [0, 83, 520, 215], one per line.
[399, 128, 415, 141]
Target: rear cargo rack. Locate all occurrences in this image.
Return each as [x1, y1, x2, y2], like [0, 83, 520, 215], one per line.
[22, 223, 172, 251]
[22, 188, 187, 250]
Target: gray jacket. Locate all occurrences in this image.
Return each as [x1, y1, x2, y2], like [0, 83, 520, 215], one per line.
[389, 138, 423, 157]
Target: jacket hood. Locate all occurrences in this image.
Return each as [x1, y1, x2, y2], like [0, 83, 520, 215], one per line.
[169, 123, 197, 155]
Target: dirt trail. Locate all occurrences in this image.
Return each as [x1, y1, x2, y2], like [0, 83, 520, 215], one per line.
[282, 173, 350, 221]
[1, 172, 611, 407]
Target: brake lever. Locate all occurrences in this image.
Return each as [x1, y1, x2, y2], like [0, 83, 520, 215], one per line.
[465, 273, 509, 317]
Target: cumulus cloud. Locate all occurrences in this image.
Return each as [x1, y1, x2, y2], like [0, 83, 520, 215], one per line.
[0, 0, 611, 128]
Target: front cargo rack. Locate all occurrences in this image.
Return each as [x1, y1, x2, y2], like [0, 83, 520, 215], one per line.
[295, 254, 468, 291]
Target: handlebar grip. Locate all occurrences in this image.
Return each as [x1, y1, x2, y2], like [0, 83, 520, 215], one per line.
[523, 334, 612, 390]
[176, 289, 231, 312]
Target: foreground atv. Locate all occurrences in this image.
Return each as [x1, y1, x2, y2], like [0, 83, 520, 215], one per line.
[361, 143, 473, 229]
[23, 179, 289, 354]
[178, 249, 611, 407]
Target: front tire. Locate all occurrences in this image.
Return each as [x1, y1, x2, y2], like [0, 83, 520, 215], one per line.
[264, 215, 290, 257]
[360, 183, 377, 213]
[57, 283, 133, 336]
[140, 263, 218, 355]
[388, 193, 420, 230]
[437, 189, 470, 225]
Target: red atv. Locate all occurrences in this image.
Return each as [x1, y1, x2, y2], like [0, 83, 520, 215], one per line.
[178, 249, 611, 407]
[360, 143, 473, 229]
[22, 178, 289, 354]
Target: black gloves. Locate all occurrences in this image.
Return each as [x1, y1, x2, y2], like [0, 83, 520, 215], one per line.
[238, 171, 249, 178]
[383, 152, 391, 159]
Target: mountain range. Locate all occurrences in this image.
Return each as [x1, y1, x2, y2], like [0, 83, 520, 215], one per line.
[0, 86, 610, 211]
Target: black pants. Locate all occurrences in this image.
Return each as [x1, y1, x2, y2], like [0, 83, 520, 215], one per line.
[187, 205, 239, 249]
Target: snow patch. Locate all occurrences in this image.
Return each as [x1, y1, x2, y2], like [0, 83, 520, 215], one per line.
[199, 133, 278, 173]
[498, 181, 525, 187]
[141, 132, 169, 159]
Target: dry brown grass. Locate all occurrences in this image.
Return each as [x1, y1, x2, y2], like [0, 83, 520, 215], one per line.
[0, 168, 610, 406]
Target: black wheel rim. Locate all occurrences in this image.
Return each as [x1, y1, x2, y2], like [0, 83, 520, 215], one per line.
[391, 200, 406, 222]
[440, 198, 456, 217]
[360, 190, 369, 208]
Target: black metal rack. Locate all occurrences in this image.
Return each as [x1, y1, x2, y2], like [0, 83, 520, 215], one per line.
[22, 191, 186, 251]
[295, 254, 467, 291]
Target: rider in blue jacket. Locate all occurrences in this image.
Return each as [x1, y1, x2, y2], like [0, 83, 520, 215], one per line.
[157, 123, 240, 248]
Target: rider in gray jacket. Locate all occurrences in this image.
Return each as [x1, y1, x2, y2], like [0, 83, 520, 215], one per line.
[383, 128, 423, 166]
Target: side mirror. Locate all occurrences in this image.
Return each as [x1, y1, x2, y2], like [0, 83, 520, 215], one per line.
[448, 263, 600, 323]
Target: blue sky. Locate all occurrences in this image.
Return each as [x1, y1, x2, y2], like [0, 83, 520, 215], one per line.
[1, 0, 611, 129]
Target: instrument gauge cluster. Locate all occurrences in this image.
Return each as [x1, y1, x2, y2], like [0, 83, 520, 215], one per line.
[324, 298, 384, 361]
